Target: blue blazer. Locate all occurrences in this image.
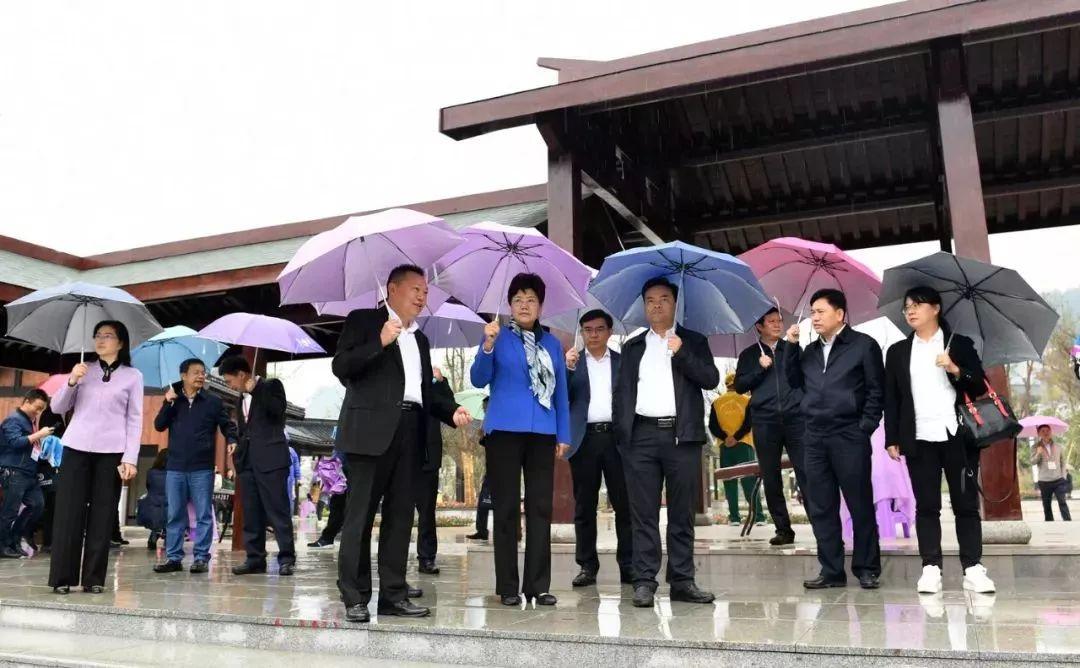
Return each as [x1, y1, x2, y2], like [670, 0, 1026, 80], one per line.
[567, 349, 620, 458]
[470, 325, 570, 445]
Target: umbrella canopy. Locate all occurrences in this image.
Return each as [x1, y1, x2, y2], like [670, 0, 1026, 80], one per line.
[433, 222, 592, 317]
[37, 374, 68, 397]
[738, 237, 882, 324]
[589, 241, 773, 336]
[708, 308, 796, 358]
[1018, 416, 1068, 439]
[877, 252, 1059, 366]
[454, 389, 488, 422]
[277, 208, 463, 305]
[199, 313, 326, 355]
[417, 302, 486, 350]
[314, 283, 452, 319]
[130, 326, 231, 388]
[542, 290, 632, 342]
[4, 281, 163, 357]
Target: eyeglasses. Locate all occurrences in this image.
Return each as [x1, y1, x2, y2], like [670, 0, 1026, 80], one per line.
[93, 333, 118, 341]
[511, 297, 539, 307]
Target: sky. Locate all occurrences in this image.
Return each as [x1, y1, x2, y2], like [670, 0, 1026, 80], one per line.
[4, 0, 1078, 409]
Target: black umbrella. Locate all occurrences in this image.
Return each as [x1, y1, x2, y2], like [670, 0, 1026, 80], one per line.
[878, 252, 1058, 366]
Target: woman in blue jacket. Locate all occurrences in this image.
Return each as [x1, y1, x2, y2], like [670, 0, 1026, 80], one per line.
[471, 273, 570, 607]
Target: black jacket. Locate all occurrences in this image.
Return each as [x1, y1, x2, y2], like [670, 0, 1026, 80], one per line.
[884, 330, 985, 457]
[423, 378, 456, 472]
[333, 307, 458, 457]
[796, 326, 885, 436]
[614, 325, 720, 446]
[733, 339, 803, 422]
[234, 377, 290, 473]
[154, 384, 238, 472]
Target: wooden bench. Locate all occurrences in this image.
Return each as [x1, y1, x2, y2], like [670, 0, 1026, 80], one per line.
[713, 455, 793, 537]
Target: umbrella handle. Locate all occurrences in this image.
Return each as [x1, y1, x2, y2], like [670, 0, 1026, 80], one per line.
[80, 303, 87, 364]
[361, 237, 387, 306]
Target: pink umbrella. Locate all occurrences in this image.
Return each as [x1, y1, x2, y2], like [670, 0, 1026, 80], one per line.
[738, 237, 882, 325]
[38, 374, 68, 397]
[1019, 416, 1068, 439]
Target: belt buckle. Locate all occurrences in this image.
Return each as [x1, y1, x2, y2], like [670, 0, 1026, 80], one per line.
[657, 417, 675, 429]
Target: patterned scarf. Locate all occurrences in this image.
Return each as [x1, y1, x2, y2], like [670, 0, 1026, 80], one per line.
[99, 358, 121, 383]
[509, 320, 556, 410]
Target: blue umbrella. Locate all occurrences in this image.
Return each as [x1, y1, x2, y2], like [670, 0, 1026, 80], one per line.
[589, 241, 773, 336]
[131, 326, 230, 388]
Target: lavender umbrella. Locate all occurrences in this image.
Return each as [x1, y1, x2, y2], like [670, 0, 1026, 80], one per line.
[313, 283, 452, 319]
[276, 208, 463, 306]
[1018, 416, 1068, 439]
[432, 222, 591, 317]
[199, 313, 325, 355]
[417, 302, 486, 350]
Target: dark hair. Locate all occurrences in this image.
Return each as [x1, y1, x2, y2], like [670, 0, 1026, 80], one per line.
[579, 309, 613, 329]
[179, 358, 205, 375]
[152, 448, 169, 470]
[22, 388, 49, 405]
[507, 273, 546, 306]
[93, 320, 132, 366]
[1037, 424, 1052, 433]
[387, 264, 425, 291]
[755, 307, 781, 327]
[218, 356, 252, 376]
[809, 289, 847, 315]
[641, 277, 678, 302]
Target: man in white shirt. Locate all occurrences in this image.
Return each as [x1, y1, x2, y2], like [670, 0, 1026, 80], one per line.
[564, 310, 631, 587]
[613, 277, 720, 608]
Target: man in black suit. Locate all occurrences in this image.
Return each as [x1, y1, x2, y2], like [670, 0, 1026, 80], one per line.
[414, 367, 455, 575]
[333, 264, 471, 623]
[563, 309, 632, 587]
[219, 356, 296, 576]
[792, 289, 885, 590]
[733, 307, 807, 546]
[614, 277, 720, 608]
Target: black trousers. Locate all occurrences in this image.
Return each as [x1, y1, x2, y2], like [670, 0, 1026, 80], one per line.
[570, 429, 632, 576]
[752, 417, 808, 535]
[110, 473, 124, 541]
[237, 466, 295, 567]
[318, 492, 347, 543]
[338, 411, 419, 607]
[622, 422, 701, 591]
[48, 448, 122, 588]
[906, 435, 983, 569]
[1039, 479, 1072, 521]
[474, 475, 490, 537]
[413, 461, 439, 563]
[485, 431, 555, 597]
[804, 425, 880, 581]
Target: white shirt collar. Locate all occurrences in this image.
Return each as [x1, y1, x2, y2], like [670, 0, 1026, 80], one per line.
[586, 348, 611, 362]
[386, 304, 419, 333]
[914, 327, 944, 345]
[646, 326, 676, 341]
[822, 325, 846, 345]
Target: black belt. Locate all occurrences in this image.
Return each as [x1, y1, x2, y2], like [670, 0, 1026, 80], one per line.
[635, 415, 675, 429]
[586, 422, 613, 433]
[399, 401, 422, 412]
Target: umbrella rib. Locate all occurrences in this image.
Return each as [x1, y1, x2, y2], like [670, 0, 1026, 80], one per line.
[973, 292, 1039, 358]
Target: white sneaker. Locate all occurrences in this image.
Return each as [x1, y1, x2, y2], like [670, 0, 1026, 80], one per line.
[963, 564, 996, 593]
[917, 565, 943, 594]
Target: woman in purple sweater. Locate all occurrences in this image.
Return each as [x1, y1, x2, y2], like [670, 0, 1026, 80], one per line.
[48, 320, 143, 594]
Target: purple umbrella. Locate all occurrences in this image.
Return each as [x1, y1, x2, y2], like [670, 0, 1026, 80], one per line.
[417, 302, 486, 350]
[1018, 416, 1068, 439]
[199, 313, 326, 355]
[276, 208, 463, 306]
[433, 222, 591, 317]
[739, 237, 882, 325]
[314, 283, 452, 318]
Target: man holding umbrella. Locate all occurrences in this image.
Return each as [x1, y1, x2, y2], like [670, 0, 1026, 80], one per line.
[614, 277, 720, 608]
[333, 264, 471, 623]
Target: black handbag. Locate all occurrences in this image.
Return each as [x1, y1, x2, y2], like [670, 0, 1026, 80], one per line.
[959, 379, 1021, 449]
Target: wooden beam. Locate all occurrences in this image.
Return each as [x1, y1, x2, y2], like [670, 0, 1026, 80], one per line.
[692, 193, 934, 235]
[122, 265, 287, 302]
[581, 174, 664, 245]
[538, 118, 584, 256]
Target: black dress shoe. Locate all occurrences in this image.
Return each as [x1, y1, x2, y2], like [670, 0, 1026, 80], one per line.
[232, 562, 267, 575]
[190, 561, 209, 574]
[418, 560, 440, 575]
[345, 604, 370, 623]
[572, 570, 597, 587]
[0, 547, 23, 559]
[500, 594, 521, 606]
[769, 531, 796, 546]
[377, 599, 430, 618]
[52, 586, 70, 595]
[279, 564, 295, 576]
[406, 583, 423, 598]
[670, 583, 715, 604]
[465, 532, 488, 540]
[632, 585, 655, 608]
[803, 575, 847, 589]
[858, 573, 881, 589]
[153, 561, 183, 573]
[531, 593, 557, 606]
[307, 539, 333, 548]
[83, 585, 104, 594]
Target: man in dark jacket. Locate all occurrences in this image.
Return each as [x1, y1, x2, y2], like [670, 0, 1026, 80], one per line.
[152, 358, 238, 574]
[0, 389, 52, 558]
[733, 307, 807, 545]
[614, 277, 720, 608]
[793, 289, 885, 590]
[415, 367, 455, 575]
[220, 355, 296, 577]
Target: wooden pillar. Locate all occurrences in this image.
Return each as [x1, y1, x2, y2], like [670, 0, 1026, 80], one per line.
[230, 346, 269, 551]
[933, 40, 1022, 521]
[540, 116, 581, 525]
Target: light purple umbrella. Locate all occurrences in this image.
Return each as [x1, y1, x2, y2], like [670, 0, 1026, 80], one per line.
[417, 302, 486, 350]
[739, 237, 882, 325]
[314, 283, 452, 318]
[1018, 416, 1068, 439]
[199, 313, 326, 355]
[276, 208, 463, 306]
[433, 222, 591, 316]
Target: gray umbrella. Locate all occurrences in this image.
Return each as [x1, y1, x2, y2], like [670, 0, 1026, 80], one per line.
[878, 252, 1058, 366]
[4, 281, 163, 360]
